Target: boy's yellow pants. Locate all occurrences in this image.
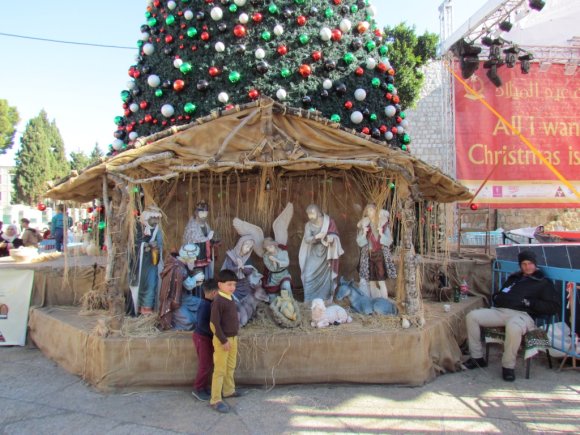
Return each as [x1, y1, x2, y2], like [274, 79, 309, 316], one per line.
[210, 333, 238, 405]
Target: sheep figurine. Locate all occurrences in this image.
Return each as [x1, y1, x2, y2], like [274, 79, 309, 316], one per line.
[310, 298, 352, 328]
[336, 277, 398, 316]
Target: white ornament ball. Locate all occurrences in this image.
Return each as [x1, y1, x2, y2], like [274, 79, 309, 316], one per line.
[218, 92, 229, 103]
[140, 32, 150, 42]
[366, 57, 377, 69]
[215, 41, 225, 52]
[273, 24, 284, 36]
[173, 58, 183, 68]
[112, 139, 124, 151]
[129, 103, 139, 113]
[322, 79, 333, 90]
[339, 19, 352, 33]
[210, 7, 223, 21]
[184, 10, 194, 20]
[385, 105, 397, 117]
[234, 0, 247, 6]
[354, 88, 367, 101]
[397, 126, 405, 134]
[128, 132, 138, 141]
[255, 48, 266, 59]
[276, 88, 287, 100]
[350, 111, 364, 124]
[239, 13, 249, 24]
[142, 43, 154, 56]
[367, 5, 377, 17]
[319, 27, 332, 41]
[402, 318, 411, 329]
[401, 119, 410, 129]
[161, 104, 175, 118]
[167, 1, 176, 10]
[385, 131, 394, 141]
[392, 88, 398, 96]
[147, 74, 161, 87]
[126, 80, 136, 90]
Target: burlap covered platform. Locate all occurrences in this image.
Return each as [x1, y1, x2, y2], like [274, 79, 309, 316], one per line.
[28, 297, 483, 392]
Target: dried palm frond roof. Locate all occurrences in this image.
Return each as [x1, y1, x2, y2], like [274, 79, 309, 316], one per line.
[47, 98, 471, 204]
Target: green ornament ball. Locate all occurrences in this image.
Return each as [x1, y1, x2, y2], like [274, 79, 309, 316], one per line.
[114, 116, 124, 126]
[343, 52, 355, 64]
[387, 83, 395, 92]
[145, 11, 151, 19]
[120, 90, 130, 102]
[166, 15, 175, 26]
[324, 8, 334, 18]
[98, 221, 107, 230]
[261, 31, 271, 41]
[294, 0, 306, 4]
[180, 62, 193, 74]
[137, 40, 144, 48]
[280, 68, 291, 78]
[371, 78, 381, 87]
[147, 17, 157, 27]
[400, 111, 406, 119]
[351, 5, 359, 13]
[187, 27, 198, 38]
[401, 145, 408, 151]
[388, 182, 396, 190]
[184, 102, 197, 113]
[155, 89, 163, 97]
[402, 134, 411, 144]
[228, 71, 241, 83]
[330, 114, 341, 123]
[365, 40, 376, 51]
[132, 186, 140, 193]
[370, 113, 377, 121]
[229, 4, 238, 13]
[299, 34, 310, 45]
[268, 4, 279, 14]
[379, 46, 388, 55]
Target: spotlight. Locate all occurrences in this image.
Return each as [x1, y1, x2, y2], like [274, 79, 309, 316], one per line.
[503, 47, 518, 68]
[481, 36, 494, 47]
[486, 64, 503, 87]
[529, 0, 545, 11]
[499, 20, 513, 32]
[451, 39, 482, 79]
[519, 54, 532, 74]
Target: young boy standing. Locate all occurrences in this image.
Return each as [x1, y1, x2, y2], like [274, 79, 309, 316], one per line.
[192, 279, 218, 402]
[209, 269, 245, 413]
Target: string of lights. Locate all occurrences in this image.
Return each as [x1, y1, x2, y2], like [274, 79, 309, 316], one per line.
[0, 31, 134, 50]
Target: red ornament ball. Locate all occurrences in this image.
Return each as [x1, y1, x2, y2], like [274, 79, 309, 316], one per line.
[298, 64, 312, 77]
[165, 35, 174, 44]
[144, 114, 153, 123]
[385, 92, 393, 100]
[208, 66, 221, 77]
[173, 79, 185, 91]
[379, 125, 387, 133]
[333, 0, 342, 4]
[233, 24, 246, 38]
[225, 104, 235, 110]
[248, 89, 260, 100]
[392, 95, 400, 104]
[277, 45, 288, 55]
[377, 63, 388, 73]
[391, 127, 398, 134]
[37, 203, 47, 211]
[344, 101, 353, 110]
[200, 31, 210, 41]
[252, 12, 263, 23]
[470, 203, 479, 210]
[296, 15, 307, 26]
[355, 67, 364, 76]
[331, 29, 342, 42]
[311, 50, 322, 61]
[361, 127, 370, 135]
[139, 101, 149, 110]
[396, 116, 402, 123]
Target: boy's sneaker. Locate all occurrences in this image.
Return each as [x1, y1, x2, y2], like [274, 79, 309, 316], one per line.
[192, 389, 211, 402]
[211, 401, 230, 413]
[463, 357, 488, 369]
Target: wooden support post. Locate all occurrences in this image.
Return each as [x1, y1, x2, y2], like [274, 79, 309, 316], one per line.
[103, 175, 129, 332]
[402, 198, 424, 324]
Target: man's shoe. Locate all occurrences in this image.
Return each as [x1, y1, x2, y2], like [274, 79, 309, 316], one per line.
[211, 401, 230, 413]
[224, 389, 249, 398]
[191, 389, 211, 402]
[502, 367, 516, 382]
[463, 357, 488, 369]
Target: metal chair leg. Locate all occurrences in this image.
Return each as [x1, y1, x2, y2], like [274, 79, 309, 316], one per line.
[525, 357, 531, 379]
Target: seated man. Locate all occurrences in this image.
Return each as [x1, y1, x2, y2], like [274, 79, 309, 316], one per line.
[464, 250, 560, 381]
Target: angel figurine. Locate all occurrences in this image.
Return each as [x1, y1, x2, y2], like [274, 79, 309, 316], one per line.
[356, 203, 397, 299]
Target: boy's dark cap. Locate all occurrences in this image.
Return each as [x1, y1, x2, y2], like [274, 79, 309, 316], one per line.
[518, 250, 537, 265]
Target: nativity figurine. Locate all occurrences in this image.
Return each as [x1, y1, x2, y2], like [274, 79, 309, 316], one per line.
[182, 200, 218, 279]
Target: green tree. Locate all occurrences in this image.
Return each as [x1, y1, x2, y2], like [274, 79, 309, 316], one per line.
[383, 24, 438, 108]
[89, 142, 104, 164]
[0, 99, 20, 154]
[47, 119, 70, 180]
[70, 149, 91, 171]
[13, 111, 55, 204]
[112, 0, 413, 152]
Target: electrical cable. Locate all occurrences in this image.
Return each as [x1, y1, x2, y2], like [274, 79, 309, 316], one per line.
[0, 31, 134, 50]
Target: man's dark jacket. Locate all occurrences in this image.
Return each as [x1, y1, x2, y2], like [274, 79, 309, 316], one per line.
[493, 269, 560, 317]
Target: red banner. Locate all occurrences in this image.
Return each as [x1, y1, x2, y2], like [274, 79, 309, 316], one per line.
[454, 62, 580, 208]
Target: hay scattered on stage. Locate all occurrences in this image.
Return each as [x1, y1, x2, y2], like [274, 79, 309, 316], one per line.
[120, 314, 161, 338]
[79, 290, 109, 314]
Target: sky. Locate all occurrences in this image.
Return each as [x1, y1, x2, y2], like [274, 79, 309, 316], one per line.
[0, 0, 485, 165]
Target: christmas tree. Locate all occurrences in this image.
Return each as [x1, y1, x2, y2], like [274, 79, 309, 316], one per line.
[112, 0, 410, 154]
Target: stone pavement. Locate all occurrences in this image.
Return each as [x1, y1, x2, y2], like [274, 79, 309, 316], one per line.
[1, 345, 579, 434]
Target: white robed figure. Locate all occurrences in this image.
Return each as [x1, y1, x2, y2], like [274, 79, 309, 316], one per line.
[299, 204, 344, 303]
